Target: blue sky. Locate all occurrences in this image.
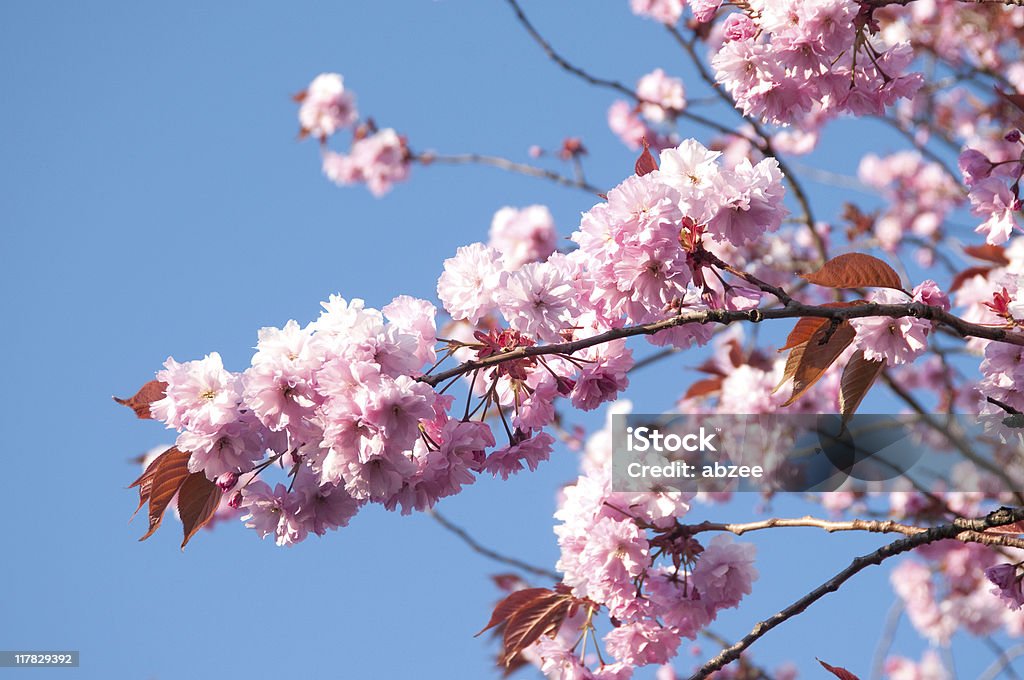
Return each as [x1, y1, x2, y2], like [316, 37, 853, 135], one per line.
[0, 2, 1007, 679]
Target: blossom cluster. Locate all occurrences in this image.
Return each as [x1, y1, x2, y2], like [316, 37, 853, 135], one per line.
[296, 73, 411, 196]
[858, 152, 963, 263]
[708, 0, 923, 127]
[960, 143, 1024, 246]
[509, 405, 759, 677]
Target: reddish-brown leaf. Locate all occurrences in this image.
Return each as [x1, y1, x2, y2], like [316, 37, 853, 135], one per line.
[128, 446, 176, 519]
[683, 377, 724, 401]
[635, 138, 658, 176]
[984, 521, 1024, 535]
[779, 303, 863, 351]
[113, 380, 167, 420]
[963, 244, 1009, 265]
[780, 317, 830, 352]
[137, 447, 191, 541]
[839, 350, 886, 423]
[774, 339, 809, 395]
[801, 253, 903, 291]
[996, 87, 1024, 116]
[476, 588, 552, 637]
[782, 321, 857, 406]
[177, 472, 223, 550]
[950, 265, 994, 293]
[501, 592, 573, 666]
[818, 659, 861, 680]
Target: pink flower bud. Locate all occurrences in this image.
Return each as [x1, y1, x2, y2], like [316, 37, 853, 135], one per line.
[216, 471, 239, 491]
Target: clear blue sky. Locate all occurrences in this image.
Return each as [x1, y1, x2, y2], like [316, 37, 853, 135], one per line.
[0, 2, 1003, 679]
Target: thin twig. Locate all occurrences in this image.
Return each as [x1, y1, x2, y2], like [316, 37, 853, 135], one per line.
[428, 508, 561, 581]
[413, 152, 603, 195]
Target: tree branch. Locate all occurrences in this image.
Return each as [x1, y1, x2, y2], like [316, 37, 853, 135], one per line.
[428, 508, 561, 581]
[419, 301, 1024, 387]
[413, 151, 604, 195]
[687, 507, 1024, 680]
[681, 515, 1024, 550]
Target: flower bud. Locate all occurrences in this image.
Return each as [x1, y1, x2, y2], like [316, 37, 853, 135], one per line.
[216, 471, 239, 491]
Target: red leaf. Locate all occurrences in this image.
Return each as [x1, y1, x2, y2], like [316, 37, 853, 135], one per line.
[476, 588, 551, 637]
[818, 659, 861, 680]
[801, 253, 903, 291]
[950, 265, 995, 294]
[128, 446, 175, 519]
[136, 447, 191, 541]
[985, 521, 1024, 535]
[113, 380, 167, 420]
[779, 303, 862, 351]
[683, 377, 723, 401]
[963, 244, 1009, 265]
[635, 138, 658, 176]
[780, 317, 830, 352]
[177, 472, 223, 550]
[501, 592, 574, 666]
[781, 321, 857, 406]
[839, 350, 886, 423]
[996, 87, 1024, 116]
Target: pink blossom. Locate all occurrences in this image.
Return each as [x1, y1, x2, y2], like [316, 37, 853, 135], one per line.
[570, 339, 633, 411]
[884, 651, 950, 680]
[986, 564, 1024, 611]
[382, 295, 438, 369]
[298, 73, 357, 140]
[608, 100, 650, 150]
[850, 289, 932, 366]
[241, 481, 307, 547]
[436, 243, 504, 324]
[691, 535, 758, 611]
[630, 0, 683, 24]
[482, 431, 555, 479]
[959, 148, 992, 186]
[969, 177, 1021, 245]
[637, 69, 686, 123]
[151, 352, 242, 435]
[488, 205, 558, 270]
[604, 619, 681, 667]
[722, 12, 757, 42]
[497, 261, 579, 342]
[689, 0, 722, 23]
[323, 128, 410, 196]
[177, 414, 268, 479]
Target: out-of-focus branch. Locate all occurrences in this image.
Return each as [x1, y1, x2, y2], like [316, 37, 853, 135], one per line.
[428, 508, 561, 581]
[686, 507, 1024, 680]
[412, 152, 603, 195]
[981, 642, 1024, 680]
[870, 602, 904, 680]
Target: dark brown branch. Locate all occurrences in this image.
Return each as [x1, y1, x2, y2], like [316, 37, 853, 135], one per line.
[503, 0, 748, 140]
[419, 301, 1024, 387]
[687, 507, 1024, 680]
